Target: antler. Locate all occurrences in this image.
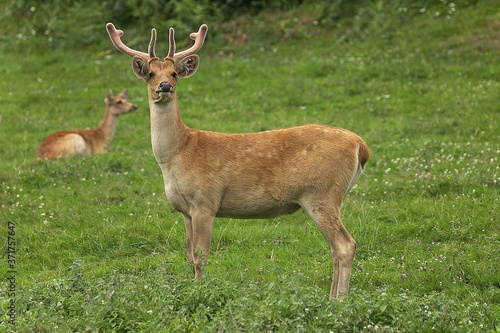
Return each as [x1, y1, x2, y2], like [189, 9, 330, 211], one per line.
[106, 23, 208, 63]
[106, 23, 158, 61]
[165, 24, 208, 62]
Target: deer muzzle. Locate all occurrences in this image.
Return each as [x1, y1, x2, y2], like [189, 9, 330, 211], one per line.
[157, 81, 174, 94]
[152, 81, 175, 103]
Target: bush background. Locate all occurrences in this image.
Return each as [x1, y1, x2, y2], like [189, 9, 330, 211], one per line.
[2, 0, 484, 51]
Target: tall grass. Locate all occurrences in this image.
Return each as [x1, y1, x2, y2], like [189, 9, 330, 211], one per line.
[1, 1, 499, 332]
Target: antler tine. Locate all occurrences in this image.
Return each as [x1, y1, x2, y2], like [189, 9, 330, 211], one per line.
[165, 27, 176, 61]
[148, 28, 158, 60]
[106, 23, 157, 61]
[165, 24, 208, 62]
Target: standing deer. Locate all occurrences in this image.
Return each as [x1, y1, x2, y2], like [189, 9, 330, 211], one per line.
[37, 90, 137, 160]
[106, 22, 369, 298]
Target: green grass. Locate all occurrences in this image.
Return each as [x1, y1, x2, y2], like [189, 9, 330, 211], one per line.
[1, 1, 499, 332]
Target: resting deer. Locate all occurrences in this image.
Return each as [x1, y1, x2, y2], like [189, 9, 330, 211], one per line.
[37, 90, 137, 160]
[106, 23, 369, 298]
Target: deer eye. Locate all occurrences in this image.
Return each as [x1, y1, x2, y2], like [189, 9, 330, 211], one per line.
[148, 72, 155, 79]
[172, 72, 179, 80]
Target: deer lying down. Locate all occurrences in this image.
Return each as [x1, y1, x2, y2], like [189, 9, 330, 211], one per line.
[106, 23, 370, 298]
[37, 90, 137, 160]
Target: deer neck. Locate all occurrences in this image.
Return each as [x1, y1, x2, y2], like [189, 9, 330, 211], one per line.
[97, 106, 118, 150]
[149, 95, 188, 166]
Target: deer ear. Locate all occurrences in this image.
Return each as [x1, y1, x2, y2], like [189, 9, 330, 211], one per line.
[105, 90, 113, 103]
[176, 55, 199, 78]
[119, 89, 129, 98]
[132, 57, 150, 79]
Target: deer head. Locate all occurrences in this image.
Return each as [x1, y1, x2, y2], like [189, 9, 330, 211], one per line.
[106, 89, 137, 116]
[106, 23, 208, 104]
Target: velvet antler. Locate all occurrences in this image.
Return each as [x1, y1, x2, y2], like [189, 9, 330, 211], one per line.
[106, 23, 208, 63]
[106, 23, 158, 61]
[165, 24, 208, 62]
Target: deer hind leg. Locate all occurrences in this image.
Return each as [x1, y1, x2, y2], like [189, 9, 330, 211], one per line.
[54, 134, 86, 157]
[300, 197, 357, 299]
[185, 210, 215, 280]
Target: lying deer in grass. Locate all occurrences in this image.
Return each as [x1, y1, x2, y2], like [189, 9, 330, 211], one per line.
[106, 23, 369, 298]
[37, 90, 137, 159]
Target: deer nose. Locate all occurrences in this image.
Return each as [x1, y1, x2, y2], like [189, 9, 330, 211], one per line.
[158, 82, 173, 93]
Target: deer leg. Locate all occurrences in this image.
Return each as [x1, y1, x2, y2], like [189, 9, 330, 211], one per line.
[190, 210, 215, 280]
[301, 199, 356, 299]
[57, 134, 87, 158]
[182, 214, 194, 263]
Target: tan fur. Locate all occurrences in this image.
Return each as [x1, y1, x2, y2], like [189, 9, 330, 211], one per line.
[107, 23, 369, 298]
[37, 90, 137, 160]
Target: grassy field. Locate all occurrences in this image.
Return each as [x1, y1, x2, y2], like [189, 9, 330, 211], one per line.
[1, 1, 499, 332]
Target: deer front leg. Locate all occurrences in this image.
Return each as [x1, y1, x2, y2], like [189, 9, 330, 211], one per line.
[189, 210, 215, 280]
[182, 214, 194, 263]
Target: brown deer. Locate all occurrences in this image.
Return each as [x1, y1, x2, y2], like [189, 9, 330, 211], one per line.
[37, 90, 137, 160]
[106, 23, 369, 298]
